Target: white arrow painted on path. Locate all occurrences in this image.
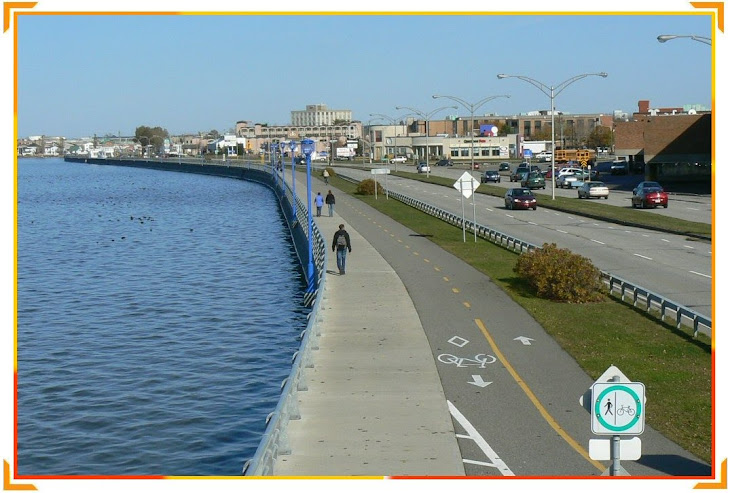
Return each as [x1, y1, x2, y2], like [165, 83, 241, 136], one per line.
[468, 375, 492, 387]
[514, 336, 535, 346]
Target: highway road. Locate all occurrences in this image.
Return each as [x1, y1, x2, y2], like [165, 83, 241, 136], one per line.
[334, 164, 712, 320]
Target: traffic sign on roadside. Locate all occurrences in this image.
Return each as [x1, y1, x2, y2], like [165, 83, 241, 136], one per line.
[591, 382, 645, 435]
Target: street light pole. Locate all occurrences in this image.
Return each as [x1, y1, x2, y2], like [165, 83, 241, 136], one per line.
[370, 113, 411, 172]
[657, 34, 711, 45]
[497, 72, 608, 199]
[432, 94, 510, 172]
[395, 105, 457, 177]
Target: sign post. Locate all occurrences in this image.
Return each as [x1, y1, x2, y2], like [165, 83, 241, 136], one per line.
[580, 365, 646, 476]
[371, 168, 390, 200]
[453, 172, 480, 242]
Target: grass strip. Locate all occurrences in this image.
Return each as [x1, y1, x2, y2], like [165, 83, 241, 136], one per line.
[327, 173, 712, 464]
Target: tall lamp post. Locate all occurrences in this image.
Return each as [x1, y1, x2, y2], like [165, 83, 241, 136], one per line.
[497, 72, 608, 199]
[289, 140, 297, 223]
[657, 34, 711, 45]
[369, 113, 411, 172]
[301, 138, 316, 293]
[395, 105, 457, 177]
[432, 94, 510, 172]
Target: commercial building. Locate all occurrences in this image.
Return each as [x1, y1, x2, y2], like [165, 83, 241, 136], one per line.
[614, 100, 711, 186]
[291, 104, 352, 126]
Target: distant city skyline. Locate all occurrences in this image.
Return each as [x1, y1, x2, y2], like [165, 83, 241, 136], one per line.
[11, 3, 715, 139]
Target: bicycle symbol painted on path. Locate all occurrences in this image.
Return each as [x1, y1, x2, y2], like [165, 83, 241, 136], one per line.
[437, 353, 497, 368]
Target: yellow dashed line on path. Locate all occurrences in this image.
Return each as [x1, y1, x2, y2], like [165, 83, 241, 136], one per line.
[413, 252, 420, 256]
[463, 302, 471, 308]
[423, 258, 430, 263]
[443, 277, 450, 282]
[434, 267, 441, 272]
[452, 288, 460, 294]
[474, 318, 604, 472]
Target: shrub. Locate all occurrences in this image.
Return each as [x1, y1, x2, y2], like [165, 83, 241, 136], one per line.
[514, 243, 604, 303]
[324, 166, 335, 177]
[356, 178, 384, 196]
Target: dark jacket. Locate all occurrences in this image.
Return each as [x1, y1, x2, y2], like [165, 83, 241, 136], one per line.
[325, 192, 335, 205]
[332, 230, 351, 252]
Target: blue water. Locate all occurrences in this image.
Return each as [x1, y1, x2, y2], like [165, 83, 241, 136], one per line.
[16, 158, 308, 476]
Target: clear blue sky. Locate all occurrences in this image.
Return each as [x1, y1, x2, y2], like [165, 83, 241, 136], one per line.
[14, 4, 714, 138]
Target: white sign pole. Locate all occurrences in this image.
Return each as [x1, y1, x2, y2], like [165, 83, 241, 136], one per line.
[460, 182, 466, 242]
[472, 178, 477, 242]
[374, 173, 378, 200]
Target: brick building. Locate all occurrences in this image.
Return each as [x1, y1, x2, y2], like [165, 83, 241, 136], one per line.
[614, 100, 711, 186]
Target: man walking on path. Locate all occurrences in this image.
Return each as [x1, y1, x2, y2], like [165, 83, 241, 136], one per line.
[314, 192, 324, 217]
[331, 224, 352, 275]
[323, 168, 330, 184]
[325, 190, 335, 217]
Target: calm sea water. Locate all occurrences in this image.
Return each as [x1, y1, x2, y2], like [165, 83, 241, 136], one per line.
[16, 158, 308, 476]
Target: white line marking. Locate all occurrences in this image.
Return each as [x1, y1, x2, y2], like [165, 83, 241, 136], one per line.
[642, 234, 649, 238]
[690, 271, 711, 279]
[591, 239, 605, 245]
[661, 239, 670, 243]
[506, 214, 514, 218]
[448, 400, 515, 476]
[683, 245, 695, 249]
[557, 229, 568, 234]
[634, 253, 653, 260]
[528, 221, 537, 225]
[463, 459, 505, 469]
[485, 208, 493, 212]
[687, 207, 700, 211]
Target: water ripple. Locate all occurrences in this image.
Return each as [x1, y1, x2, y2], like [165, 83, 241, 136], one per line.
[17, 159, 308, 476]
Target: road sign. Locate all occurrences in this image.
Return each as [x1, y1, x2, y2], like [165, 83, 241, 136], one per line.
[589, 437, 642, 460]
[453, 172, 480, 199]
[371, 168, 390, 175]
[591, 382, 645, 435]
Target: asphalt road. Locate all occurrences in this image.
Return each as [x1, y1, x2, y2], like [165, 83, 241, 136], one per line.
[334, 166, 712, 319]
[331, 185, 710, 477]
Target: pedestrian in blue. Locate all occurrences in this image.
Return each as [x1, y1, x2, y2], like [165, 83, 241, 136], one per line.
[314, 192, 324, 217]
[332, 224, 352, 275]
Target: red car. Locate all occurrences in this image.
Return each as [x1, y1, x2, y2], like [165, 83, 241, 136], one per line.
[504, 187, 538, 210]
[632, 181, 669, 208]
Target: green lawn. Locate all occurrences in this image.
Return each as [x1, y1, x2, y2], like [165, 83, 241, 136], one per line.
[325, 173, 712, 464]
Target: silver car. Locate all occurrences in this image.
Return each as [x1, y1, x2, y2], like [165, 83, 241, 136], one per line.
[556, 174, 580, 189]
[577, 181, 609, 199]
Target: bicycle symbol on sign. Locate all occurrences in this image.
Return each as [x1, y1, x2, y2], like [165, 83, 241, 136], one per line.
[437, 353, 497, 368]
[617, 404, 635, 417]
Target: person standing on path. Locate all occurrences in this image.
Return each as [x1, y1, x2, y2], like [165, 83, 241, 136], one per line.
[323, 168, 330, 184]
[314, 192, 324, 217]
[325, 190, 335, 217]
[331, 223, 352, 275]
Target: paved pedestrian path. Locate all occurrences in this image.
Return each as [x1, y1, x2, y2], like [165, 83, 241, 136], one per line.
[273, 170, 465, 476]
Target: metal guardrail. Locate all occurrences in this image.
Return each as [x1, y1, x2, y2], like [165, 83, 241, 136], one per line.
[340, 173, 711, 337]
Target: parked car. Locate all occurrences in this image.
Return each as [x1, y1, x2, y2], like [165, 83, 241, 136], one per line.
[481, 170, 501, 183]
[504, 188, 538, 210]
[498, 162, 511, 171]
[632, 181, 669, 208]
[521, 171, 546, 189]
[436, 159, 453, 167]
[556, 173, 580, 189]
[390, 156, 407, 164]
[610, 160, 628, 175]
[416, 162, 431, 173]
[577, 181, 609, 199]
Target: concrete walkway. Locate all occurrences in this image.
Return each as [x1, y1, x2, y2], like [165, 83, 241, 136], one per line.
[273, 170, 465, 477]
